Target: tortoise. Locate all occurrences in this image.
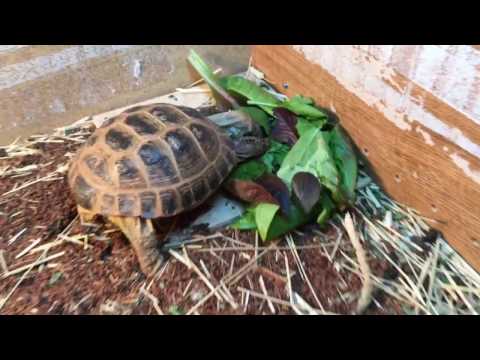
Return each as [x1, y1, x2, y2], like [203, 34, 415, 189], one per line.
[68, 103, 268, 275]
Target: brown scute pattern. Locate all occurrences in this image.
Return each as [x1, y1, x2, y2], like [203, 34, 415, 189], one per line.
[178, 184, 194, 209]
[69, 103, 238, 218]
[116, 157, 147, 189]
[159, 190, 177, 216]
[206, 168, 222, 191]
[188, 123, 220, 161]
[118, 194, 137, 216]
[175, 106, 203, 118]
[84, 154, 98, 169]
[138, 142, 179, 186]
[216, 156, 231, 179]
[105, 128, 133, 151]
[125, 114, 159, 135]
[140, 192, 157, 219]
[192, 179, 208, 203]
[101, 194, 115, 214]
[138, 142, 167, 166]
[145, 163, 179, 187]
[84, 155, 112, 184]
[73, 176, 96, 210]
[165, 128, 208, 179]
[150, 106, 188, 125]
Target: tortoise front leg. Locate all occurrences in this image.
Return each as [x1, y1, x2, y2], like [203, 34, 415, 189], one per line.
[108, 216, 165, 276]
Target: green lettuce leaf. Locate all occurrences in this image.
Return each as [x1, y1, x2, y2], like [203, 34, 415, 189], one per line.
[264, 202, 318, 241]
[327, 125, 358, 207]
[228, 160, 267, 181]
[296, 117, 326, 137]
[187, 50, 239, 110]
[316, 194, 336, 226]
[283, 95, 328, 120]
[255, 203, 280, 241]
[277, 127, 340, 197]
[231, 207, 257, 230]
[260, 140, 290, 173]
[233, 200, 321, 242]
[221, 76, 281, 115]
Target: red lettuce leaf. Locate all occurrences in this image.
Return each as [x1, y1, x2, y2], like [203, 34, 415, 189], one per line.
[256, 174, 291, 217]
[225, 179, 279, 206]
[292, 172, 322, 214]
[271, 108, 299, 146]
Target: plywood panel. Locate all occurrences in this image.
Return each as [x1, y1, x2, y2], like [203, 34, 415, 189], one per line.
[0, 45, 251, 145]
[252, 45, 480, 271]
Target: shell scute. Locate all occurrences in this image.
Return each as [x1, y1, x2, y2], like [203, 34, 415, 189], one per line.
[68, 104, 238, 218]
[159, 190, 177, 216]
[116, 157, 147, 189]
[178, 184, 194, 209]
[150, 105, 188, 125]
[118, 194, 137, 216]
[73, 176, 96, 210]
[101, 194, 115, 213]
[140, 192, 157, 219]
[192, 179, 209, 203]
[105, 128, 134, 151]
[138, 141, 179, 186]
[188, 122, 219, 161]
[165, 128, 209, 179]
[125, 114, 160, 135]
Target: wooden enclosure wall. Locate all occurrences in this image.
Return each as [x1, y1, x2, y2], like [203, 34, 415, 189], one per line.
[0, 45, 251, 145]
[252, 45, 480, 271]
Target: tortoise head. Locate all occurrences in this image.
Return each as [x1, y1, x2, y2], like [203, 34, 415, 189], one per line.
[233, 136, 270, 161]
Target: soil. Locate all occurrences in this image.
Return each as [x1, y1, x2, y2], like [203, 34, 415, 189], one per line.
[0, 126, 404, 315]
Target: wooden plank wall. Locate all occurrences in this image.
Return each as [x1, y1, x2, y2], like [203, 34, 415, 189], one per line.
[252, 45, 480, 271]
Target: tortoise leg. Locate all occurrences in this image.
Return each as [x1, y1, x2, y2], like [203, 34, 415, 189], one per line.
[108, 216, 165, 276]
[77, 206, 97, 225]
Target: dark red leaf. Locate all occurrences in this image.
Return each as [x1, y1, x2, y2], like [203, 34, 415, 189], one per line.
[225, 179, 279, 206]
[256, 174, 291, 217]
[225, 174, 291, 216]
[271, 107, 299, 146]
[292, 172, 322, 214]
[274, 108, 298, 130]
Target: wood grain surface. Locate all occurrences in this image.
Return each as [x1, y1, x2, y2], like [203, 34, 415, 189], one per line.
[252, 45, 480, 271]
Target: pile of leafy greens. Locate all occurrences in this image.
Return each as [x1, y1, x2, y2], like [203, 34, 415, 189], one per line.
[188, 50, 358, 242]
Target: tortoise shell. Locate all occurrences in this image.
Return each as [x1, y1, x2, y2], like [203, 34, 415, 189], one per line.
[68, 104, 238, 219]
